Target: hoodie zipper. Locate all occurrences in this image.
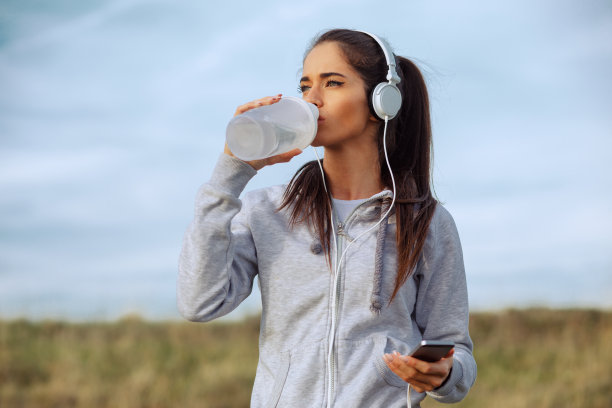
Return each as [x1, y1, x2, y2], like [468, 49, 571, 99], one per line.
[326, 192, 390, 407]
[327, 222, 343, 408]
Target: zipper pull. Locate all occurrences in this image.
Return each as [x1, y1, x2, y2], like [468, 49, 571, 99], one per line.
[336, 222, 354, 242]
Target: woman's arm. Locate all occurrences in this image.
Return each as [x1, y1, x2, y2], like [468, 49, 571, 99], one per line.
[177, 95, 302, 322]
[177, 154, 259, 322]
[384, 205, 477, 402]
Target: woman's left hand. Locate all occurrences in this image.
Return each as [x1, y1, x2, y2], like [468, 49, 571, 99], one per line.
[383, 349, 454, 393]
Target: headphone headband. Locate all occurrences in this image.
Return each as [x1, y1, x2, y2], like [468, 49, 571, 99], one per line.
[358, 31, 401, 85]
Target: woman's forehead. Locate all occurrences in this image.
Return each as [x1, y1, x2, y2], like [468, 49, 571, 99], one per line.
[302, 42, 353, 76]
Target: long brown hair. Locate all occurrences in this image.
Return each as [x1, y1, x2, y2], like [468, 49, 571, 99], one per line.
[279, 29, 437, 303]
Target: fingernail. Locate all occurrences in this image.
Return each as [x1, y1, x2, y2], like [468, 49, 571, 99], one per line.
[384, 353, 394, 361]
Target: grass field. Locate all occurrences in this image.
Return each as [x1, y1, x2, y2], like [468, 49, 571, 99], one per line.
[1, 309, 611, 407]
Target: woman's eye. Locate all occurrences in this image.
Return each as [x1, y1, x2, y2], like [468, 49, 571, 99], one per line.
[326, 80, 344, 87]
[298, 84, 310, 93]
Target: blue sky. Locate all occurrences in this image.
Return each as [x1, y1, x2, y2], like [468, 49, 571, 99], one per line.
[1, 0, 611, 320]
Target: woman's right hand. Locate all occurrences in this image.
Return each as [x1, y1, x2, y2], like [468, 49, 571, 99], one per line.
[224, 94, 303, 171]
[383, 349, 454, 393]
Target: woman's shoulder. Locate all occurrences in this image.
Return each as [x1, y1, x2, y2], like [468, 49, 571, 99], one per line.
[431, 202, 456, 226]
[428, 202, 462, 244]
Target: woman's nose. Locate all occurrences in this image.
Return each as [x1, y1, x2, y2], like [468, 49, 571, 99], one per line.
[303, 88, 322, 108]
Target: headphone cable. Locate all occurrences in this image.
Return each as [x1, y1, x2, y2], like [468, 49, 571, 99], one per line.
[312, 116, 396, 408]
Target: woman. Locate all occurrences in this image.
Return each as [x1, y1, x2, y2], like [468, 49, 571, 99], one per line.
[178, 29, 476, 407]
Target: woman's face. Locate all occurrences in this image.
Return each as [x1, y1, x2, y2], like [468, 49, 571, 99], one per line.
[300, 41, 378, 148]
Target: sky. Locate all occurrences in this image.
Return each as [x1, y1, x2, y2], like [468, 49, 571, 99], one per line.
[1, 0, 611, 321]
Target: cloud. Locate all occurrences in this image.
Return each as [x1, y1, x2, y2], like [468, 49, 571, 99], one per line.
[1, 0, 611, 319]
[0, 0, 151, 55]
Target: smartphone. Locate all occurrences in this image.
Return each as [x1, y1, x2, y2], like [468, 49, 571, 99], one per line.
[409, 340, 455, 362]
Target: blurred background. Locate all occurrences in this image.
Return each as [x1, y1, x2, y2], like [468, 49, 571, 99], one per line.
[2, 2, 612, 408]
[1, 0, 611, 321]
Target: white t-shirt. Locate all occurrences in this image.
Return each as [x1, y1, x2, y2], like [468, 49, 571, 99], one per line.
[332, 197, 368, 223]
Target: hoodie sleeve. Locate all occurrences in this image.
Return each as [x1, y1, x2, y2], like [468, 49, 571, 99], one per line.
[413, 205, 477, 403]
[177, 154, 259, 322]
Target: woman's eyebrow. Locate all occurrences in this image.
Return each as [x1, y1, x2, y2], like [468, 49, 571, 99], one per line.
[300, 72, 347, 82]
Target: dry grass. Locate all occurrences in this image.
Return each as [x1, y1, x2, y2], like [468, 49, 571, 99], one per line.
[423, 308, 612, 408]
[1, 309, 611, 407]
[0, 315, 259, 408]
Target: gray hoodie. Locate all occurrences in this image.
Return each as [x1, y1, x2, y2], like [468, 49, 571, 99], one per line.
[178, 154, 476, 407]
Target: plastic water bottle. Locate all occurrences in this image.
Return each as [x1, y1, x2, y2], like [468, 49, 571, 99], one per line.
[226, 96, 319, 161]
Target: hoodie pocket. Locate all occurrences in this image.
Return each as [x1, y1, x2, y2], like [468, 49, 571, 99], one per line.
[262, 343, 326, 408]
[264, 353, 290, 408]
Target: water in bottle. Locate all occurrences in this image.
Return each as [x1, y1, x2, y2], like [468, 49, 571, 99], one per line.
[226, 96, 319, 161]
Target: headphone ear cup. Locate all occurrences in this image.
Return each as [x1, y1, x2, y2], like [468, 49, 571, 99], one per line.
[372, 82, 402, 120]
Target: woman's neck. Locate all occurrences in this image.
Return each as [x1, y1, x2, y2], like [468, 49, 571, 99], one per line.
[323, 140, 383, 200]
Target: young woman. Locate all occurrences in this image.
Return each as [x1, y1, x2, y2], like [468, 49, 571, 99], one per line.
[178, 29, 476, 407]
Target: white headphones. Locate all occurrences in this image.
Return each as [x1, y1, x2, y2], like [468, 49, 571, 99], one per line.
[359, 31, 402, 120]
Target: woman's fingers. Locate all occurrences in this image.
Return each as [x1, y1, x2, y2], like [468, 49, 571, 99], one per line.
[399, 350, 454, 377]
[234, 94, 282, 116]
[246, 148, 302, 171]
[383, 350, 454, 392]
[383, 360, 436, 392]
[264, 148, 303, 165]
[223, 146, 302, 171]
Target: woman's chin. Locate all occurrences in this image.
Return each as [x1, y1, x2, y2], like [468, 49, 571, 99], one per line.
[311, 134, 325, 147]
